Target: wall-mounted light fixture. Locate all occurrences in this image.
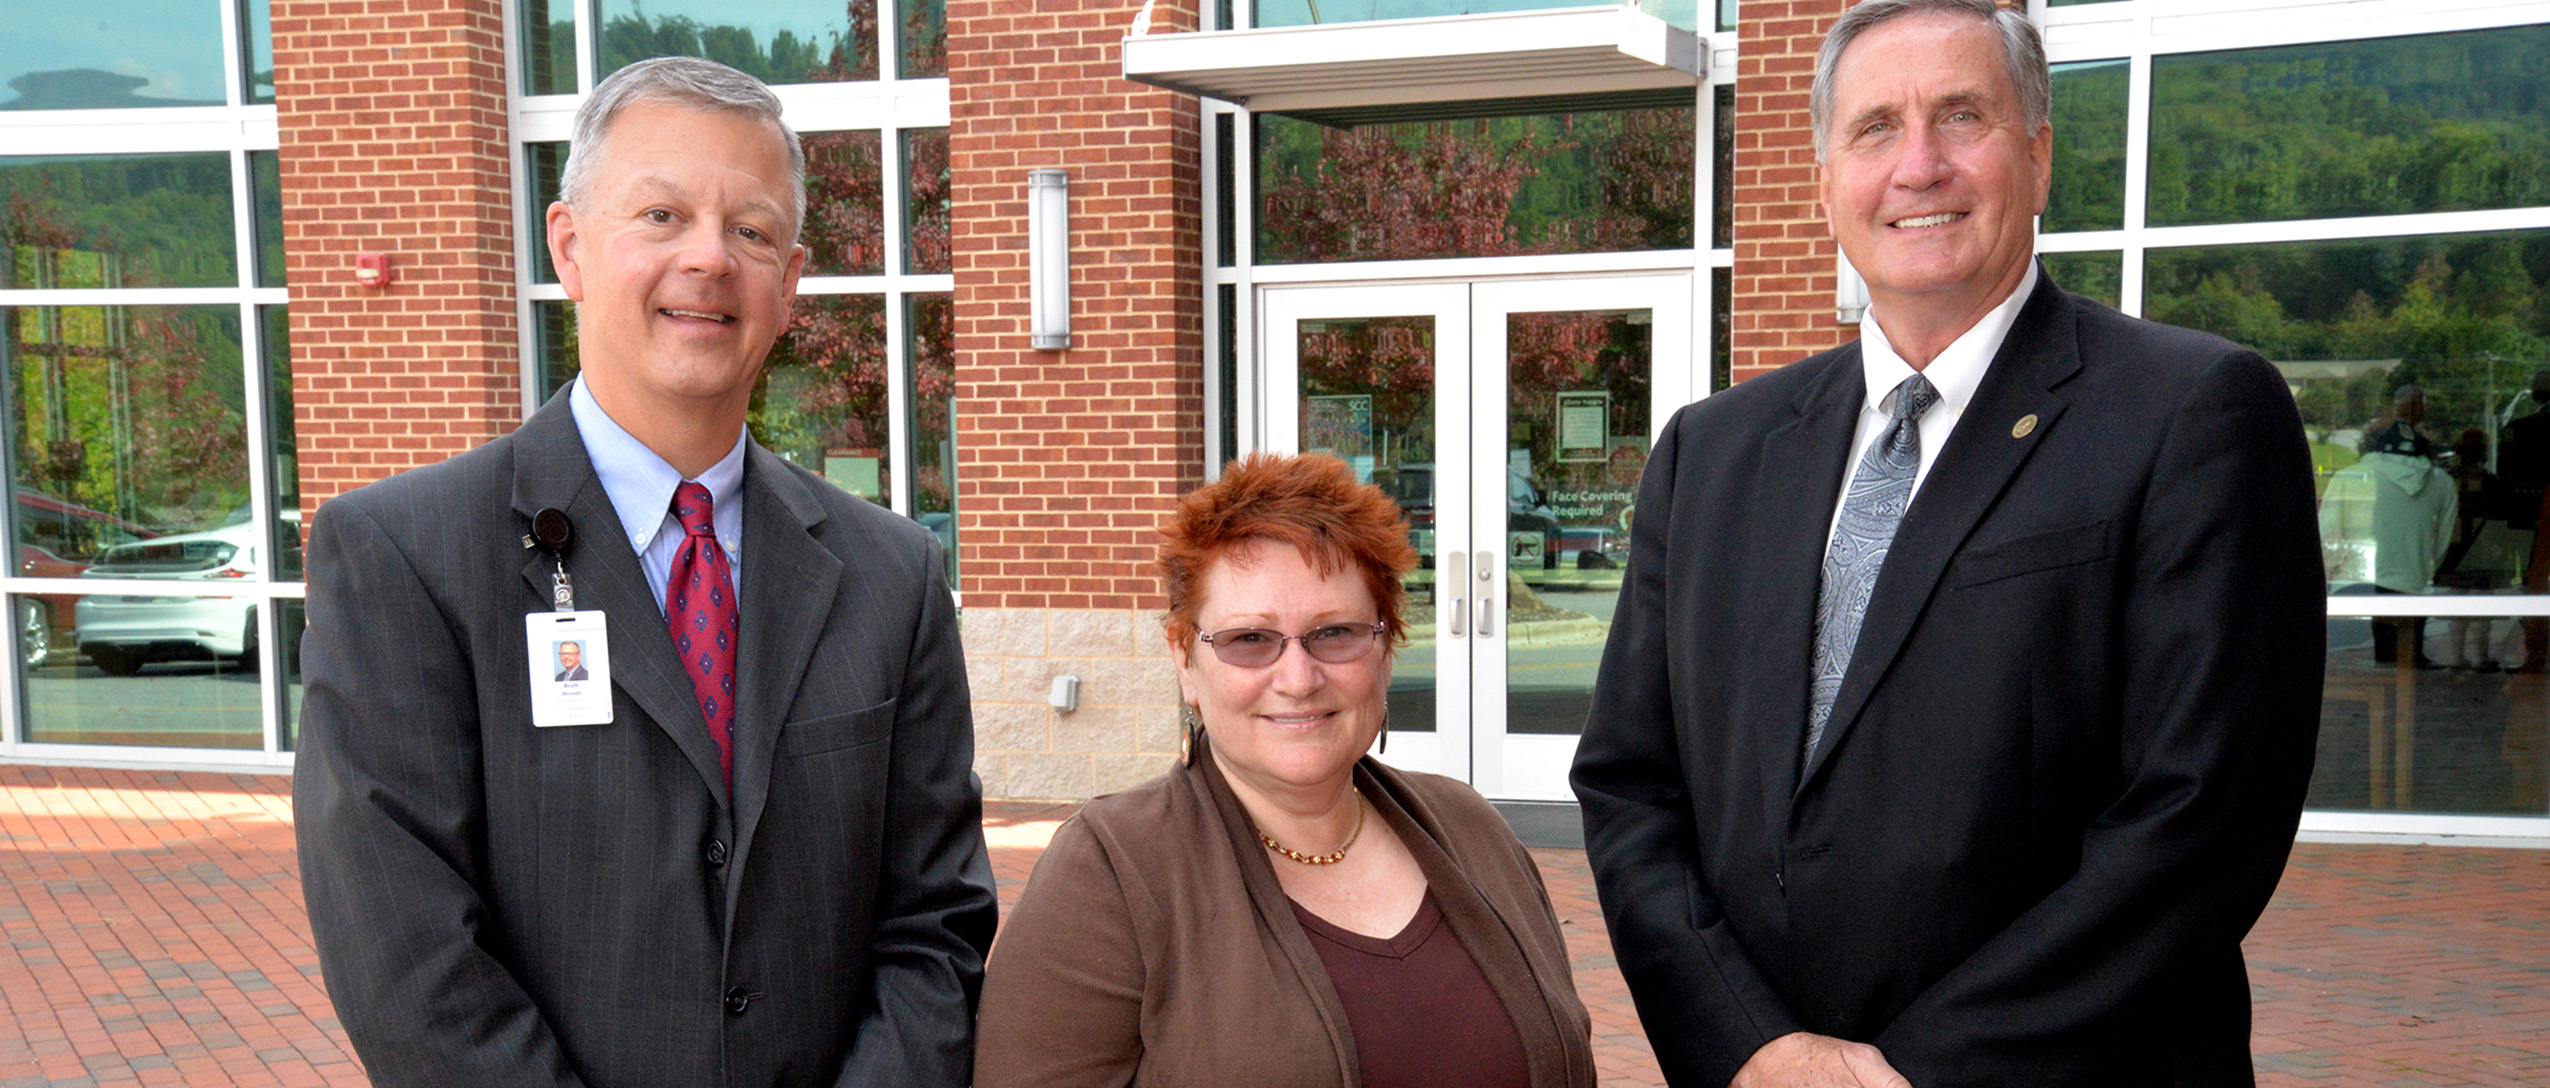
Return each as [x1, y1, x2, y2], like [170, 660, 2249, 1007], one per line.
[1835, 250, 1868, 325]
[1028, 168, 1071, 351]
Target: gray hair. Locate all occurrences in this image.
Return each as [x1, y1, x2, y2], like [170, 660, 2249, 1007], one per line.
[558, 56, 807, 239]
[1810, 0, 2050, 162]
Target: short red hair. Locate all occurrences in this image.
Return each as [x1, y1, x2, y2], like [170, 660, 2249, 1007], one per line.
[1159, 453, 1419, 654]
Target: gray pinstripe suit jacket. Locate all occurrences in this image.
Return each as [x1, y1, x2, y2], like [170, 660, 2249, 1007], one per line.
[294, 391, 996, 1088]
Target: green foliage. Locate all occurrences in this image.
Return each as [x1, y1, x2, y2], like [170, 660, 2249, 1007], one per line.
[599, 1, 877, 85]
[0, 155, 238, 289]
[2148, 24, 2550, 226]
[2047, 60, 2127, 233]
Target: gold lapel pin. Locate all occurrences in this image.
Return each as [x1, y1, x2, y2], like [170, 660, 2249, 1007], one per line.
[2012, 414, 2038, 439]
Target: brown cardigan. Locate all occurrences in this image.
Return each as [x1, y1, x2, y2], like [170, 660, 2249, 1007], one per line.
[975, 738, 1596, 1088]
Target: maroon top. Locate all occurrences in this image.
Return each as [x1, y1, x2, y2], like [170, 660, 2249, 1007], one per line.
[1290, 892, 1532, 1088]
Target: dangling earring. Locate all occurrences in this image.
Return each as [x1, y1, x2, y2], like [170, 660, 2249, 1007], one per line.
[1378, 707, 1389, 755]
[1179, 703, 1200, 767]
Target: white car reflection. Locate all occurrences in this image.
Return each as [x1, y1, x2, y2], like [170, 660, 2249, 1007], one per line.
[74, 521, 263, 676]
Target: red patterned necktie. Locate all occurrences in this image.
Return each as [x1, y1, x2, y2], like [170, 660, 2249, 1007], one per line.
[665, 482, 738, 788]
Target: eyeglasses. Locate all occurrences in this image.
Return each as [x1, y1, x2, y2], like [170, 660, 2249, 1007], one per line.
[1197, 622, 1387, 668]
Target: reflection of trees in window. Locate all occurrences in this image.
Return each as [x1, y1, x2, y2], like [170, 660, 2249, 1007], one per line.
[2149, 25, 2550, 227]
[2039, 251, 2121, 311]
[1, 155, 238, 289]
[2046, 59, 2125, 234]
[900, 0, 946, 78]
[2149, 231, 2550, 449]
[803, 132, 884, 275]
[599, 0, 881, 84]
[904, 128, 950, 273]
[7, 306, 250, 536]
[521, 0, 578, 95]
[908, 293, 954, 516]
[1298, 318, 1433, 466]
[756, 294, 890, 500]
[1507, 312, 1650, 498]
[1258, 105, 1693, 263]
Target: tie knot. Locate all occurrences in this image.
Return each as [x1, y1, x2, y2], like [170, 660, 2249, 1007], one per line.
[672, 483, 717, 537]
[1890, 374, 1940, 425]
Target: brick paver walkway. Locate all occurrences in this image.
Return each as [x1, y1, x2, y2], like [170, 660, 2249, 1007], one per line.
[5, 765, 2546, 1086]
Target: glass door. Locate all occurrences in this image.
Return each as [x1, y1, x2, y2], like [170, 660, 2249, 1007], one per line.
[1264, 276, 1693, 800]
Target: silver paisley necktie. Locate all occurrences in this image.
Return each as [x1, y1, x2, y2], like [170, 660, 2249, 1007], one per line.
[1807, 372, 1940, 760]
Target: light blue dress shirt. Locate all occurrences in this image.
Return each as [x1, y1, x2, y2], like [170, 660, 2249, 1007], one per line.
[568, 377, 746, 616]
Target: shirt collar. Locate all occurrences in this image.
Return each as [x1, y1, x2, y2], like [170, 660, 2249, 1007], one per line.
[568, 376, 747, 550]
[1857, 260, 2039, 419]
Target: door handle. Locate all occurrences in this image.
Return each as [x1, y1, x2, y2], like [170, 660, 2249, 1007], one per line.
[1446, 549, 1468, 638]
[1475, 550, 1497, 637]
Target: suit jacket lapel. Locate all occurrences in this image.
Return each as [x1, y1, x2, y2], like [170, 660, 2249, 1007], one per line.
[510, 393, 734, 806]
[1738, 348, 1865, 836]
[1798, 278, 2082, 793]
[724, 445, 841, 893]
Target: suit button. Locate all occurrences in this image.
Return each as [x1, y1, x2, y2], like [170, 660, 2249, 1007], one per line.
[706, 839, 728, 867]
[724, 986, 752, 1015]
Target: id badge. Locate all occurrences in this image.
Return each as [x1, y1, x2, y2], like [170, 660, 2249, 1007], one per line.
[527, 610, 613, 727]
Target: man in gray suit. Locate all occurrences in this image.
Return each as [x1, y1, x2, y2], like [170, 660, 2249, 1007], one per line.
[294, 56, 997, 1087]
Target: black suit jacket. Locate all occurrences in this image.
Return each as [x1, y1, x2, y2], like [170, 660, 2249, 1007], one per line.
[294, 392, 999, 1087]
[1571, 275, 2324, 1087]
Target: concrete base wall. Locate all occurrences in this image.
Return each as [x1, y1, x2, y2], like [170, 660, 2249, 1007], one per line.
[962, 606, 1186, 800]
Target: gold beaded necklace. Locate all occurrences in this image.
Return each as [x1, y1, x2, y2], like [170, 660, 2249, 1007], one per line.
[1259, 787, 1366, 866]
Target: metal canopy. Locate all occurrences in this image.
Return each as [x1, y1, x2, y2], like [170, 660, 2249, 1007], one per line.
[1121, 5, 1705, 128]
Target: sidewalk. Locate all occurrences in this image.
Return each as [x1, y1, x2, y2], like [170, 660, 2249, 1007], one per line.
[4, 764, 2546, 1086]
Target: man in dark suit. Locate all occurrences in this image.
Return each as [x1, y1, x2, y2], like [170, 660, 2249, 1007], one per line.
[294, 57, 997, 1087]
[1570, 3, 2324, 1086]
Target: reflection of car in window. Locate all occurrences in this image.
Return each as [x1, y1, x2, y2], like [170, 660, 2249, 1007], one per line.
[13, 488, 156, 668]
[74, 521, 265, 676]
[1380, 463, 1563, 571]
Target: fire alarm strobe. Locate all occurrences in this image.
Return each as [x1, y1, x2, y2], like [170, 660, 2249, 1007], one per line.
[355, 252, 395, 287]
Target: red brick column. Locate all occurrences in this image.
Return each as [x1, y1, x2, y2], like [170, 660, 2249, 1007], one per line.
[271, 0, 520, 518]
[947, 0, 1204, 798]
[1730, 0, 1852, 382]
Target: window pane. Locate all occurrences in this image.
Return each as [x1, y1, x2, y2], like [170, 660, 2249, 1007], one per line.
[20, 590, 264, 747]
[251, 150, 285, 288]
[1256, 0, 1701, 32]
[803, 131, 884, 276]
[597, 0, 880, 85]
[2046, 59, 2126, 234]
[521, 0, 578, 96]
[7, 305, 253, 541]
[533, 300, 578, 403]
[0, 2, 227, 110]
[1717, 0, 1735, 34]
[1710, 266, 1730, 394]
[2315, 639, 2549, 816]
[903, 128, 950, 274]
[1, 154, 239, 289]
[899, 0, 946, 78]
[2149, 25, 2550, 227]
[2147, 231, 2550, 616]
[1258, 103, 1695, 264]
[907, 293, 956, 587]
[1215, 112, 1235, 267]
[242, 0, 275, 104]
[262, 306, 300, 582]
[278, 597, 305, 750]
[1218, 283, 1238, 468]
[1712, 84, 1732, 250]
[2048, 0, 2125, 6]
[526, 142, 568, 283]
[756, 294, 890, 504]
[2039, 251, 2121, 311]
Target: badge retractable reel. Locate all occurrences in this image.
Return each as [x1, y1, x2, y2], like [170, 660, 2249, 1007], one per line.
[524, 507, 614, 726]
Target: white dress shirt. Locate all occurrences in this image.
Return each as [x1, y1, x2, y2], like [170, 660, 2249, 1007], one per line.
[568, 376, 747, 615]
[1824, 262, 2040, 552]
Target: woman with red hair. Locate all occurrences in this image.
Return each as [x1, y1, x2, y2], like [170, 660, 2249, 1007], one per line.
[976, 453, 1593, 1088]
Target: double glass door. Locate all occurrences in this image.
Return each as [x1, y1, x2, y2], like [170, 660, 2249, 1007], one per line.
[1263, 276, 1694, 799]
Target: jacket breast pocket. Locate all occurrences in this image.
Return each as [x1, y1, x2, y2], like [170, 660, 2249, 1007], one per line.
[1950, 519, 2112, 589]
[777, 699, 896, 759]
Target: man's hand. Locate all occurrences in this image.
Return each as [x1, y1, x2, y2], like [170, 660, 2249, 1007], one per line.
[1729, 1032, 1912, 1088]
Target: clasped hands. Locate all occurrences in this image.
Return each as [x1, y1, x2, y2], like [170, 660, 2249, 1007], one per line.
[1731, 1031, 1912, 1088]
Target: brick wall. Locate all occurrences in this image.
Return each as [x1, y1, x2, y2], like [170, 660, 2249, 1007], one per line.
[948, 0, 1205, 798]
[1728, 0, 2024, 382]
[271, 0, 521, 520]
